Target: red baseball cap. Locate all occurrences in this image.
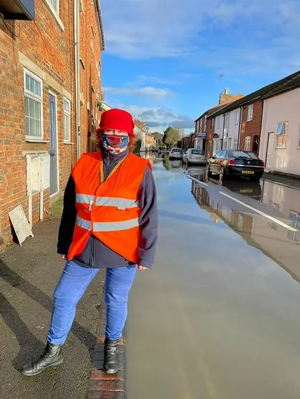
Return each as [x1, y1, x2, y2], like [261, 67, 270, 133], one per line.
[96, 109, 135, 137]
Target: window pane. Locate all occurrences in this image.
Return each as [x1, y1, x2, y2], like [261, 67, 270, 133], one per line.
[25, 74, 41, 96]
[25, 116, 30, 135]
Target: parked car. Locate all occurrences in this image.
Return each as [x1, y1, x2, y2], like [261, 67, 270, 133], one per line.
[183, 148, 207, 165]
[206, 150, 265, 181]
[169, 148, 183, 159]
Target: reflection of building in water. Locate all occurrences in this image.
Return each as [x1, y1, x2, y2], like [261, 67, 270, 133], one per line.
[192, 182, 253, 233]
[191, 180, 300, 283]
[141, 152, 154, 164]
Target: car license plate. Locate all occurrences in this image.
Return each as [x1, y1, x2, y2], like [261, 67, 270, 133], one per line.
[242, 170, 254, 175]
[195, 156, 201, 160]
[240, 189, 253, 193]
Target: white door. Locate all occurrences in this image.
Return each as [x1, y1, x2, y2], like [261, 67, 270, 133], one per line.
[266, 133, 275, 169]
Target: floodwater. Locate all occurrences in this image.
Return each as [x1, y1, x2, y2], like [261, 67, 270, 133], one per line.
[125, 158, 300, 399]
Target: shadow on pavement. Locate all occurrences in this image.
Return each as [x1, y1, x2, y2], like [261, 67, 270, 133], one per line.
[0, 259, 97, 372]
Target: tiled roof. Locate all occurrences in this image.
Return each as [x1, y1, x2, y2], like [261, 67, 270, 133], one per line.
[209, 70, 300, 118]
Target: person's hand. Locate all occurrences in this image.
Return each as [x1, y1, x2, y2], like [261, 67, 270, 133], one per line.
[138, 265, 148, 271]
[61, 255, 68, 260]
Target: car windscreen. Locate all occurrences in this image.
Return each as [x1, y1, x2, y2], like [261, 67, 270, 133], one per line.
[191, 149, 204, 155]
[171, 149, 182, 152]
[230, 151, 253, 158]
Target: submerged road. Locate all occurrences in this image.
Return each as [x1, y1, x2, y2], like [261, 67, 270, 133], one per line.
[126, 158, 300, 399]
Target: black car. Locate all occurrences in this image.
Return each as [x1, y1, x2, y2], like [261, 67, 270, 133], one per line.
[206, 150, 265, 181]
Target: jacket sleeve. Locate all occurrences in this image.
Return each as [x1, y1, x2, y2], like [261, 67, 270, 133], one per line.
[57, 175, 77, 255]
[137, 166, 158, 268]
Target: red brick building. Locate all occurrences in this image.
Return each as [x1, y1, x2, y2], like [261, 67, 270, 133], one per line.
[0, 0, 104, 246]
[239, 100, 262, 154]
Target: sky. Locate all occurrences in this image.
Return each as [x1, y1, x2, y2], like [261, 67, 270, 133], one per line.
[100, 0, 300, 133]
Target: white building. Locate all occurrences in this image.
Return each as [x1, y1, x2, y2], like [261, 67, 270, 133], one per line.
[259, 81, 300, 176]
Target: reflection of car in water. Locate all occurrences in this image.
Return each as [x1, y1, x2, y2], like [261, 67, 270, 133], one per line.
[185, 165, 206, 180]
[207, 150, 265, 181]
[183, 148, 207, 165]
[170, 160, 182, 169]
[208, 178, 262, 200]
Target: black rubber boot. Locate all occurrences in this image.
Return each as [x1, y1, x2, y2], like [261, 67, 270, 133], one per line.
[22, 343, 63, 376]
[103, 338, 119, 374]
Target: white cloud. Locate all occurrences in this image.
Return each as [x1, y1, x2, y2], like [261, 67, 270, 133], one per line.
[103, 86, 175, 97]
[101, 0, 300, 70]
[116, 105, 195, 131]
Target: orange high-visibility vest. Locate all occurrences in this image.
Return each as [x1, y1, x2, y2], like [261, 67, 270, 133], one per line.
[68, 152, 151, 264]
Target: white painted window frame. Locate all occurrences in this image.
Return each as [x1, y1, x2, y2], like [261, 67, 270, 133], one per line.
[24, 69, 44, 141]
[63, 97, 71, 142]
[247, 104, 254, 122]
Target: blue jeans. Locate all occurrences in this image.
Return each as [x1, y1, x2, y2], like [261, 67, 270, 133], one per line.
[47, 260, 137, 344]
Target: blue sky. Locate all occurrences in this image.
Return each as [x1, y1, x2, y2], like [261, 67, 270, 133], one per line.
[101, 0, 300, 133]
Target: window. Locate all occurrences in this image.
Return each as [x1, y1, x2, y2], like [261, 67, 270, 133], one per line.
[225, 113, 230, 128]
[238, 215, 244, 229]
[63, 98, 71, 142]
[211, 118, 214, 130]
[191, 149, 204, 155]
[235, 109, 240, 125]
[276, 121, 288, 148]
[24, 70, 43, 140]
[233, 139, 238, 150]
[247, 104, 253, 122]
[216, 116, 220, 129]
[47, 0, 59, 15]
[244, 136, 251, 151]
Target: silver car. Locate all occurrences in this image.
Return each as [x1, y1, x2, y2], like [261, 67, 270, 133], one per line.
[183, 148, 207, 165]
[169, 148, 183, 159]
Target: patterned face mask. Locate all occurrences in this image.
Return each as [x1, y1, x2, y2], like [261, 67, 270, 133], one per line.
[102, 134, 129, 154]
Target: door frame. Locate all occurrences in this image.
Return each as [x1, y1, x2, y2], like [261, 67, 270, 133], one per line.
[265, 132, 274, 170]
[49, 90, 59, 197]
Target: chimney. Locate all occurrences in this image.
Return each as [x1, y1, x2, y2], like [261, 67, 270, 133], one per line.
[219, 88, 233, 104]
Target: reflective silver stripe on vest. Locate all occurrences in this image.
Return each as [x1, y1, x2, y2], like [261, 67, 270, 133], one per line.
[76, 194, 95, 204]
[95, 197, 139, 209]
[76, 216, 92, 231]
[93, 218, 139, 232]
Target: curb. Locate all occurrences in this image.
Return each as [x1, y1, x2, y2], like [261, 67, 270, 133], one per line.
[87, 301, 126, 399]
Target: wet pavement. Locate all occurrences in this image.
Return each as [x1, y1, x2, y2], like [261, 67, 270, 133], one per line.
[126, 156, 300, 399]
[0, 218, 105, 399]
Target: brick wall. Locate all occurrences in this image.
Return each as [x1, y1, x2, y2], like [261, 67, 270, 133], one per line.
[79, 0, 103, 154]
[0, 0, 103, 246]
[239, 99, 262, 154]
[206, 117, 214, 158]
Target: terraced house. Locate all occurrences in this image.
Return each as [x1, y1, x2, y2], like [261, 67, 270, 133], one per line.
[205, 70, 300, 160]
[0, 0, 104, 246]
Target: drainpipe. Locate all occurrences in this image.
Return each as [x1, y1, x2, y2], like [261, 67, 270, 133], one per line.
[237, 106, 243, 150]
[221, 114, 225, 150]
[74, 0, 81, 160]
[258, 99, 264, 158]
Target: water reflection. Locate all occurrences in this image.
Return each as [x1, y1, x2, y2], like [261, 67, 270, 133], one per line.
[191, 180, 300, 283]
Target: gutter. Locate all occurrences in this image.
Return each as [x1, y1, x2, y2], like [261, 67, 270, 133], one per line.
[74, 0, 81, 160]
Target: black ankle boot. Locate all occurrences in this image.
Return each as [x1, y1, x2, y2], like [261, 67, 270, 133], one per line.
[103, 338, 119, 374]
[22, 343, 63, 376]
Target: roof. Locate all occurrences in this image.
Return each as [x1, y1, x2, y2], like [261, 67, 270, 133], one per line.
[209, 70, 300, 118]
[94, 0, 105, 50]
[195, 94, 244, 122]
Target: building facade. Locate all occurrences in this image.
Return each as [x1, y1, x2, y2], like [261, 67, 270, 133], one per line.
[0, 0, 104, 245]
[259, 85, 300, 176]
